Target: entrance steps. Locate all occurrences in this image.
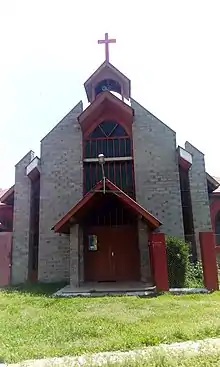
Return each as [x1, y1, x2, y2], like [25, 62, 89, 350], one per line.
[54, 282, 156, 297]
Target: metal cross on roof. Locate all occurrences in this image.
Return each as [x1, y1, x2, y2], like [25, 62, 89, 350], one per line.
[98, 32, 116, 62]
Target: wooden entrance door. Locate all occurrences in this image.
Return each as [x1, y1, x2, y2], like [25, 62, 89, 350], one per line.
[84, 225, 140, 282]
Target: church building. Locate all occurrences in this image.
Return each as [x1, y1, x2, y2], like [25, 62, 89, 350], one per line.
[0, 33, 219, 287]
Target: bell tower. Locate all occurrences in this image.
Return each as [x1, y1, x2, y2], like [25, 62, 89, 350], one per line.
[79, 33, 135, 199]
[84, 33, 131, 103]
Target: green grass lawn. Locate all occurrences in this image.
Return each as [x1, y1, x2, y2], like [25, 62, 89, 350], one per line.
[1, 284, 220, 363]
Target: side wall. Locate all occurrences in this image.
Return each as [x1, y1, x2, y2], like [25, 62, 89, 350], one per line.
[132, 99, 184, 238]
[38, 102, 83, 282]
[185, 142, 212, 257]
[11, 151, 34, 284]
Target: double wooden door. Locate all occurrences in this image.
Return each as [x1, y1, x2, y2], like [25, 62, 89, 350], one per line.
[84, 225, 140, 282]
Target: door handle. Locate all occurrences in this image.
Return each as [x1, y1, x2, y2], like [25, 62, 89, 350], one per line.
[111, 251, 114, 257]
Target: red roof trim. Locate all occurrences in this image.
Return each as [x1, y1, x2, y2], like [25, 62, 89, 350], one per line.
[78, 91, 133, 126]
[0, 185, 14, 203]
[53, 179, 162, 233]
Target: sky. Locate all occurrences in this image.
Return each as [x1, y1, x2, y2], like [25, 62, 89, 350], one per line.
[0, 0, 220, 189]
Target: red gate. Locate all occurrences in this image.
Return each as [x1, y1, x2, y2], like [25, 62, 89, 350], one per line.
[0, 232, 12, 286]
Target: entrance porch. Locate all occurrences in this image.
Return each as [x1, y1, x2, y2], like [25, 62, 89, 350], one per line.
[52, 179, 162, 291]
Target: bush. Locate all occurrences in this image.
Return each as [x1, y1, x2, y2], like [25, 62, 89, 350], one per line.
[166, 236, 190, 288]
[166, 236, 204, 288]
[185, 260, 204, 288]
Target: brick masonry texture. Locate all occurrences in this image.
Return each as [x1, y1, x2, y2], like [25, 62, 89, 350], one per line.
[38, 102, 83, 282]
[185, 142, 212, 257]
[11, 150, 34, 284]
[138, 220, 152, 283]
[131, 98, 184, 238]
[70, 224, 79, 287]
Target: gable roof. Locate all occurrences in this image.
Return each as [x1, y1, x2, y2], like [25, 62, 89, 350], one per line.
[213, 177, 220, 193]
[84, 61, 131, 102]
[52, 179, 162, 233]
[0, 189, 8, 199]
[206, 174, 220, 194]
[0, 185, 14, 204]
[78, 90, 134, 136]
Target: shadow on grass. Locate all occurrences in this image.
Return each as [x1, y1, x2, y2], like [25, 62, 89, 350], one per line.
[1, 282, 67, 297]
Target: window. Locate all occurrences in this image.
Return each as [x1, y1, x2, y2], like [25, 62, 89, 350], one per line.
[83, 120, 134, 197]
[85, 121, 131, 158]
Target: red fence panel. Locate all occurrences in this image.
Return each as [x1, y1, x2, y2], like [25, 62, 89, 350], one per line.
[200, 232, 219, 291]
[0, 232, 12, 286]
[149, 233, 169, 291]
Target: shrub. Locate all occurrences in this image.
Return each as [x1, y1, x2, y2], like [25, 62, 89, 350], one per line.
[166, 236, 204, 288]
[185, 260, 204, 288]
[166, 236, 190, 288]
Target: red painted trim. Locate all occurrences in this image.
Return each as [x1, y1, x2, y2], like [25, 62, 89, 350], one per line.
[179, 157, 191, 171]
[0, 185, 14, 204]
[53, 178, 162, 233]
[78, 91, 133, 136]
[149, 233, 169, 291]
[210, 196, 220, 233]
[83, 110, 132, 139]
[199, 232, 219, 290]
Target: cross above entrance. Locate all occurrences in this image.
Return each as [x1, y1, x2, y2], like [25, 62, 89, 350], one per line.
[98, 33, 116, 62]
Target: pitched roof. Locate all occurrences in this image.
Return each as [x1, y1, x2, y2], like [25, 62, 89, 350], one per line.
[0, 185, 14, 204]
[213, 177, 220, 193]
[53, 179, 162, 233]
[0, 189, 8, 199]
[84, 61, 131, 102]
[78, 90, 133, 137]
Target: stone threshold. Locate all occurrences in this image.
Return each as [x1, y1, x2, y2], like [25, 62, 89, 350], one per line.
[169, 288, 209, 295]
[53, 285, 210, 297]
[53, 282, 156, 297]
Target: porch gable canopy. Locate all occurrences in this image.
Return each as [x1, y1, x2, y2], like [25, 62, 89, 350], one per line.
[52, 179, 162, 234]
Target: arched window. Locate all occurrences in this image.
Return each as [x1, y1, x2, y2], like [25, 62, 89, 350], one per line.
[215, 212, 220, 245]
[84, 120, 131, 158]
[83, 120, 134, 197]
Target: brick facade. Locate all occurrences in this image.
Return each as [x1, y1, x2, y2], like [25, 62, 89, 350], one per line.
[8, 57, 215, 286]
[132, 98, 184, 238]
[11, 151, 34, 284]
[38, 102, 83, 282]
[185, 142, 212, 257]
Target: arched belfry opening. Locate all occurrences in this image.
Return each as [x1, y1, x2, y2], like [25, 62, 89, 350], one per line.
[95, 79, 122, 98]
[84, 61, 131, 103]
